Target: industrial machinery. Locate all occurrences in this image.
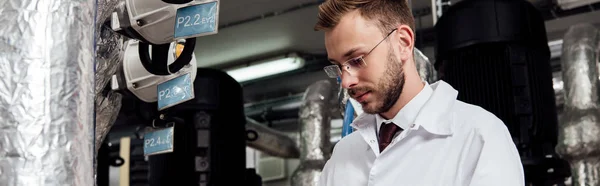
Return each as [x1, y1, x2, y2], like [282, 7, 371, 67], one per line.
[103, 53, 261, 185]
[143, 68, 249, 186]
[96, 0, 264, 185]
[111, 0, 218, 75]
[434, 0, 571, 185]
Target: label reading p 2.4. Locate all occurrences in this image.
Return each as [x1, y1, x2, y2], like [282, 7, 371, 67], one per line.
[143, 127, 174, 156]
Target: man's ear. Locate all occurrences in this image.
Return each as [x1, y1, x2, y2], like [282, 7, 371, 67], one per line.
[394, 25, 414, 62]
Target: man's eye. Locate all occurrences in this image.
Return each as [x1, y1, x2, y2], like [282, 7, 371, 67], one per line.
[347, 57, 364, 67]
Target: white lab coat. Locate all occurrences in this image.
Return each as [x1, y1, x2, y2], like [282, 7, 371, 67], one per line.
[318, 81, 524, 186]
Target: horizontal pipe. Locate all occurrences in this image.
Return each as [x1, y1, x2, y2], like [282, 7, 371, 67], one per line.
[246, 118, 300, 159]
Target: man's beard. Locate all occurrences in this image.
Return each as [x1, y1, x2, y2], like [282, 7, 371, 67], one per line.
[353, 49, 405, 114]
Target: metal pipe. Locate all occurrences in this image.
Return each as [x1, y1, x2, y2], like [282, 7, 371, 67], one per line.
[291, 80, 334, 186]
[415, 48, 437, 83]
[0, 0, 96, 185]
[245, 118, 300, 159]
[555, 23, 600, 186]
[94, 16, 125, 154]
[94, 1, 125, 183]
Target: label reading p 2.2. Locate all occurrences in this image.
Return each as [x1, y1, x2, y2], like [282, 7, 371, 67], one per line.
[174, 1, 219, 38]
[177, 13, 215, 28]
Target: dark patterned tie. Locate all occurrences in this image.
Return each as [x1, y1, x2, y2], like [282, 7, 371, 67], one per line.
[379, 122, 402, 153]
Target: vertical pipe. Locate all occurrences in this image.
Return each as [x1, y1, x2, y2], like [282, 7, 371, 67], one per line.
[291, 80, 333, 186]
[0, 0, 96, 185]
[555, 23, 600, 186]
[415, 48, 437, 83]
[94, 0, 125, 183]
[431, 0, 438, 25]
[94, 0, 125, 153]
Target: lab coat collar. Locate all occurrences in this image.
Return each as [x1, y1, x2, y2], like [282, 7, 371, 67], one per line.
[375, 82, 433, 131]
[351, 80, 457, 135]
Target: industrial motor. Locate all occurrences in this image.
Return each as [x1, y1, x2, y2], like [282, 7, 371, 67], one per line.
[147, 68, 248, 186]
[434, 0, 570, 184]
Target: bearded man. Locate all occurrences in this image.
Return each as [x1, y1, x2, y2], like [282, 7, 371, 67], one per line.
[315, 0, 525, 185]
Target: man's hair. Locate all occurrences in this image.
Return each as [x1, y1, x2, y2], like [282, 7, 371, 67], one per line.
[314, 0, 415, 35]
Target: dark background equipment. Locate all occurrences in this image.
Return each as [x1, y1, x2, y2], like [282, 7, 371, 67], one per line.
[147, 68, 248, 186]
[96, 68, 262, 186]
[434, 0, 571, 185]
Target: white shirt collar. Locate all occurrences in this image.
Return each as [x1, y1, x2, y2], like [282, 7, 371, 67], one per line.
[375, 82, 433, 133]
[352, 80, 457, 135]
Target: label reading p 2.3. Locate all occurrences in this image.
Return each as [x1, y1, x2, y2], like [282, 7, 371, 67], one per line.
[157, 72, 195, 111]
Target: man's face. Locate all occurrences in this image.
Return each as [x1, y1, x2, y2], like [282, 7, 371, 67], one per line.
[324, 10, 405, 114]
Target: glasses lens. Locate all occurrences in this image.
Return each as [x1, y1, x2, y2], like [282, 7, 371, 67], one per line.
[347, 57, 366, 69]
[324, 65, 342, 78]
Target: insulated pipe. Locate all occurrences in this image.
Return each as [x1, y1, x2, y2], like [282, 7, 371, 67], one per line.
[246, 118, 300, 159]
[0, 0, 96, 185]
[415, 48, 437, 83]
[291, 80, 334, 186]
[555, 23, 600, 186]
[94, 1, 125, 182]
[94, 17, 125, 153]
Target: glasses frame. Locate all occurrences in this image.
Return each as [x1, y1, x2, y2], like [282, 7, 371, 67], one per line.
[324, 28, 398, 78]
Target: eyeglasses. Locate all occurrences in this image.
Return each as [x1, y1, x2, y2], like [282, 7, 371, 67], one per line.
[324, 29, 397, 78]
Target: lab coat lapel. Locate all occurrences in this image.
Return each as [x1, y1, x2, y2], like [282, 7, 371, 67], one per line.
[414, 81, 457, 135]
[351, 114, 381, 155]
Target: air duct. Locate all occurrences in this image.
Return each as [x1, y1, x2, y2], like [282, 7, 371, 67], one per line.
[95, 9, 126, 154]
[0, 0, 96, 185]
[291, 80, 334, 186]
[555, 23, 600, 186]
[415, 48, 437, 83]
[246, 118, 300, 159]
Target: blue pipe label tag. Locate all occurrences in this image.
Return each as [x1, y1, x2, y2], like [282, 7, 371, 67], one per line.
[157, 72, 195, 111]
[174, 1, 219, 39]
[143, 126, 174, 156]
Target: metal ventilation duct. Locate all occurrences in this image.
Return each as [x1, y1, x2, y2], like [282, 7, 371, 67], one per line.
[555, 23, 600, 186]
[0, 0, 98, 185]
[415, 48, 437, 83]
[291, 80, 334, 186]
[95, 0, 126, 154]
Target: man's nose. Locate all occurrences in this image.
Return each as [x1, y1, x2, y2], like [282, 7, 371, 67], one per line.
[341, 72, 358, 89]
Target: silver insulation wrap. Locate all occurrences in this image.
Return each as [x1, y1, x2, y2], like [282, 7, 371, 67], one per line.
[554, 71, 565, 110]
[414, 48, 437, 83]
[555, 23, 600, 186]
[94, 21, 124, 153]
[291, 80, 333, 186]
[0, 0, 96, 185]
[245, 118, 300, 159]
